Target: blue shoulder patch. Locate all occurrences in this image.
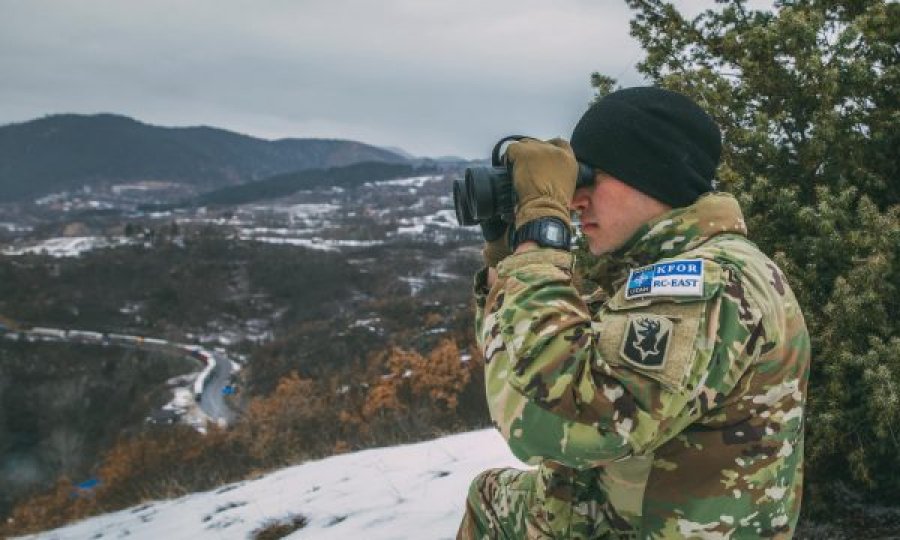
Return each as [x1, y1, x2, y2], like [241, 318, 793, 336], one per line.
[625, 259, 705, 300]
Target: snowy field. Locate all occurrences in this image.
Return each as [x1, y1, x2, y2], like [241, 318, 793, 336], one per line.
[364, 175, 442, 188]
[1, 236, 135, 257]
[20, 429, 525, 540]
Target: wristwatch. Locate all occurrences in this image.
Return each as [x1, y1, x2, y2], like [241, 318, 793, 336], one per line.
[513, 217, 572, 251]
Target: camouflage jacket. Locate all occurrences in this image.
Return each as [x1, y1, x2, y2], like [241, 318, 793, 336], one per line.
[474, 193, 810, 539]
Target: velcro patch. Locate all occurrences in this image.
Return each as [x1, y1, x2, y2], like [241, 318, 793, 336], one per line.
[625, 259, 704, 300]
[620, 315, 673, 370]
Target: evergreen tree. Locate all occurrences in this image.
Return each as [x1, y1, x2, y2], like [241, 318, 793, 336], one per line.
[584, 0, 899, 515]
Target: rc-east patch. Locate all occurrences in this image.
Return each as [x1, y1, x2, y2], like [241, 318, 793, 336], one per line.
[620, 315, 673, 369]
[625, 259, 704, 299]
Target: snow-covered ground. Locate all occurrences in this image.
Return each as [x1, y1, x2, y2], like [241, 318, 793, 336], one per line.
[2, 236, 136, 257]
[0, 222, 33, 233]
[238, 234, 384, 251]
[1, 174, 478, 260]
[20, 429, 525, 540]
[365, 175, 442, 188]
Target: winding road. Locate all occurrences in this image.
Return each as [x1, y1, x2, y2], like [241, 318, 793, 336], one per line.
[1, 323, 237, 425]
[199, 351, 237, 424]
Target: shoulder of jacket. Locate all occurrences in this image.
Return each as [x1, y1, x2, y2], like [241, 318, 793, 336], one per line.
[683, 234, 769, 272]
[677, 234, 775, 295]
[684, 234, 790, 324]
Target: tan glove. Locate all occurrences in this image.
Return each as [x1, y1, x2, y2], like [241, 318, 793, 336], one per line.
[505, 138, 578, 230]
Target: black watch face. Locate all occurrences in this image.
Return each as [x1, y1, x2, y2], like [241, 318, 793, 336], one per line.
[544, 221, 565, 245]
[517, 218, 569, 249]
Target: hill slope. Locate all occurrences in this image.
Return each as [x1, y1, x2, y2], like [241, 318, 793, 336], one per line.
[0, 114, 407, 201]
[194, 161, 421, 206]
[16, 429, 522, 540]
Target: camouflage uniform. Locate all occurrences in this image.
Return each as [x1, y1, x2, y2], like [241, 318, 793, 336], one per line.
[458, 193, 809, 539]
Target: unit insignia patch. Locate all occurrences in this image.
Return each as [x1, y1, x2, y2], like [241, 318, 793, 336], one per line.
[620, 315, 673, 369]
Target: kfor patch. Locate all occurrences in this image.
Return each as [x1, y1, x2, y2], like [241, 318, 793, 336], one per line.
[625, 259, 704, 299]
[620, 315, 673, 369]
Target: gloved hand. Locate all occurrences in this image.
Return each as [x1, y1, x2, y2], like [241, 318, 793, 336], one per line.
[480, 216, 511, 268]
[505, 138, 578, 230]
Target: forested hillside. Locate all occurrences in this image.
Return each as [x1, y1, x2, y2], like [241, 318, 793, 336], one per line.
[0, 114, 407, 201]
[0, 344, 193, 519]
[195, 161, 420, 206]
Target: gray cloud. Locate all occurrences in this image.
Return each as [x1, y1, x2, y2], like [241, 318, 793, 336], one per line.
[0, 0, 657, 157]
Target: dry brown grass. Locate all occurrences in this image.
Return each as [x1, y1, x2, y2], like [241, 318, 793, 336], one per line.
[251, 514, 309, 540]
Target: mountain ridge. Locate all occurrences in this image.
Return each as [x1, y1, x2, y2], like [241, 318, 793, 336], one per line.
[0, 113, 409, 201]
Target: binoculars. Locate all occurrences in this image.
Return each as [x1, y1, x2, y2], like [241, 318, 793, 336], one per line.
[453, 135, 595, 226]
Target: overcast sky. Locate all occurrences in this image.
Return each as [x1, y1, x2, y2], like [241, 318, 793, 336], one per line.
[0, 1, 766, 158]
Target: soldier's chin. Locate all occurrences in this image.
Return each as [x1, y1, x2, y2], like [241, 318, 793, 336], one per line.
[589, 235, 626, 256]
[587, 237, 610, 256]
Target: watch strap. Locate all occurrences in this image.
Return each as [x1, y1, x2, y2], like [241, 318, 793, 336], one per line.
[513, 217, 572, 251]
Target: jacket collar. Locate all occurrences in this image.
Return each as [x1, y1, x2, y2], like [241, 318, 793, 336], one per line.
[613, 192, 748, 268]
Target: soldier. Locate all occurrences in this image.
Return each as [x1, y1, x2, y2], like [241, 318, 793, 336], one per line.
[457, 87, 810, 539]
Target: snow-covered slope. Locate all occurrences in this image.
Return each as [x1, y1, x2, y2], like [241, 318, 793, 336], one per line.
[21, 429, 525, 540]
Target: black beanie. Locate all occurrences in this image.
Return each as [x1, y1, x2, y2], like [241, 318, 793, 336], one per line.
[570, 87, 721, 208]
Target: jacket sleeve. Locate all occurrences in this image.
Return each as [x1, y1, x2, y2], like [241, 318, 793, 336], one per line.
[474, 248, 757, 470]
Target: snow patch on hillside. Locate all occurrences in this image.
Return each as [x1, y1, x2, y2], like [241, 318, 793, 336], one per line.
[365, 175, 441, 188]
[19, 429, 524, 540]
[0, 222, 33, 233]
[2, 236, 135, 257]
[393, 209, 458, 236]
[242, 235, 384, 251]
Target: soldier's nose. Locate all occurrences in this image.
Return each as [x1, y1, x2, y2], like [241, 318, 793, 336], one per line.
[569, 190, 589, 212]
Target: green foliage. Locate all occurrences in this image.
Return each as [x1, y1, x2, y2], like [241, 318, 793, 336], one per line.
[589, 0, 899, 512]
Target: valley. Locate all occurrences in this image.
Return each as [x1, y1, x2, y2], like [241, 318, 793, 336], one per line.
[0, 164, 489, 527]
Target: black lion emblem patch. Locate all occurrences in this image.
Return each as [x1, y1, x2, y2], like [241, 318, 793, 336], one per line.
[620, 315, 673, 369]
